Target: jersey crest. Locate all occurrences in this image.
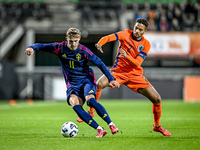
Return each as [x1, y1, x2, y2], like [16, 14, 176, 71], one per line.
[76, 53, 81, 61]
[62, 53, 67, 58]
[138, 45, 144, 52]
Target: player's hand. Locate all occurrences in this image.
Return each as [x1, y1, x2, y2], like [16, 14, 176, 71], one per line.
[119, 48, 127, 58]
[25, 48, 34, 56]
[109, 80, 120, 88]
[95, 43, 103, 53]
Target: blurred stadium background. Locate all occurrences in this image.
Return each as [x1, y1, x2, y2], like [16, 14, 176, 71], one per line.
[0, 0, 200, 101]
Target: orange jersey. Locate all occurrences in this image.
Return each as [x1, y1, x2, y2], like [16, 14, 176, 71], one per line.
[98, 29, 151, 74]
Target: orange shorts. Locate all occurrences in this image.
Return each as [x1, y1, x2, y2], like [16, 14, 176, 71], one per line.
[111, 71, 152, 93]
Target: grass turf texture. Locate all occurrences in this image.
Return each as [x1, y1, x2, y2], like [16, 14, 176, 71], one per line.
[0, 100, 199, 150]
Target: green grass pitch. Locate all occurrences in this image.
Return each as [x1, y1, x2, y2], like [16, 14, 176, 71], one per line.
[0, 100, 200, 150]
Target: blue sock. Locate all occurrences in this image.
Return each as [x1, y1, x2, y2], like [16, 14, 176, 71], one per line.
[73, 105, 99, 129]
[87, 98, 112, 124]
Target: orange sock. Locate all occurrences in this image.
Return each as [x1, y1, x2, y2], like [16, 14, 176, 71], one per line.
[96, 88, 102, 101]
[152, 102, 162, 128]
[88, 89, 102, 113]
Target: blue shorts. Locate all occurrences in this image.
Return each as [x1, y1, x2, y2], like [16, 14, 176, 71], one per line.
[66, 78, 97, 105]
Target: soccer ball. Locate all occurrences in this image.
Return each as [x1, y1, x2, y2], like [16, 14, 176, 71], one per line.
[61, 122, 78, 137]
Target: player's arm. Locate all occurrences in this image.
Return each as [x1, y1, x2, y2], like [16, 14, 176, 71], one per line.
[93, 56, 119, 88]
[25, 47, 34, 56]
[85, 49, 120, 88]
[95, 34, 117, 53]
[25, 43, 58, 56]
[119, 48, 145, 67]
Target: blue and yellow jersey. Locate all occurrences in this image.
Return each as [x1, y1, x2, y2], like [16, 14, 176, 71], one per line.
[29, 41, 114, 87]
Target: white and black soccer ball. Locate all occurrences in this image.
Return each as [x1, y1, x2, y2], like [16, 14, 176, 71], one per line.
[61, 122, 78, 137]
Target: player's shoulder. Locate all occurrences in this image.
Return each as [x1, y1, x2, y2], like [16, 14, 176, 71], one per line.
[117, 29, 132, 38]
[79, 44, 94, 56]
[142, 36, 150, 46]
[79, 43, 88, 51]
[125, 28, 132, 33]
[121, 29, 132, 34]
[54, 41, 67, 46]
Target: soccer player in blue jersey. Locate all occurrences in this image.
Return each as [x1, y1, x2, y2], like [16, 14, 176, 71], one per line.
[25, 27, 120, 138]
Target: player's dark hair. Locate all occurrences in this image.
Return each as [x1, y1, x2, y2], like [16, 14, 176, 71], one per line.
[66, 28, 81, 38]
[136, 18, 149, 28]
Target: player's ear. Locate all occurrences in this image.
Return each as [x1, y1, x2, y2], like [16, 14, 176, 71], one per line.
[144, 28, 147, 33]
[65, 37, 68, 40]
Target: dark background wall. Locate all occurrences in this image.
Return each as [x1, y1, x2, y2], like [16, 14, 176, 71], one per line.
[0, 61, 18, 99]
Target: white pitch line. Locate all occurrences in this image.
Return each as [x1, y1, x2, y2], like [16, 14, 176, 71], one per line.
[0, 102, 63, 110]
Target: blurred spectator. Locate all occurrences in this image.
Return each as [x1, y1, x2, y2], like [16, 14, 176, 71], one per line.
[147, 11, 157, 31]
[168, 3, 182, 31]
[184, 0, 198, 21]
[135, 10, 147, 20]
[157, 8, 170, 31]
[171, 18, 181, 31]
[195, 0, 200, 29]
[182, 0, 198, 31]
[159, 16, 169, 31]
[172, 3, 182, 25]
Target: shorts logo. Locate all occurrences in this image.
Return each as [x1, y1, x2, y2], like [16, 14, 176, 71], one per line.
[89, 90, 94, 94]
[76, 53, 81, 61]
[138, 45, 144, 52]
[62, 53, 67, 58]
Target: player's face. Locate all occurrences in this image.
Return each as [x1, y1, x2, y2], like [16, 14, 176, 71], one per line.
[133, 23, 146, 40]
[66, 36, 81, 50]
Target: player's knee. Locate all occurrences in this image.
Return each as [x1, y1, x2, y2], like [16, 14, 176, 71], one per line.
[97, 79, 108, 89]
[69, 94, 81, 106]
[85, 94, 95, 101]
[97, 75, 108, 89]
[154, 94, 161, 103]
[87, 98, 96, 107]
[97, 82, 103, 89]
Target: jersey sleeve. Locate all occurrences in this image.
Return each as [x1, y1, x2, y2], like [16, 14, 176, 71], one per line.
[126, 55, 144, 67]
[97, 34, 117, 47]
[28, 43, 62, 55]
[83, 48, 114, 82]
[126, 39, 151, 67]
[140, 40, 151, 56]
[115, 30, 126, 40]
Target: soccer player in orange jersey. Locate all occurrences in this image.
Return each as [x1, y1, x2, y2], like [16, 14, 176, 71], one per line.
[77, 18, 171, 136]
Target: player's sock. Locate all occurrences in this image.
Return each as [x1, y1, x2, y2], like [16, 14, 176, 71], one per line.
[88, 89, 102, 114]
[96, 88, 102, 101]
[73, 105, 99, 129]
[88, 107, 95, 114]
[87, 98, 112, 124]
[108, 122, 114, 127]
[152, 102, 162, 128]
[96, 126, 103, 130]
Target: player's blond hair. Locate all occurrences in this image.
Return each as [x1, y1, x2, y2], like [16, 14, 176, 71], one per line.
[66, 28, 81, 38]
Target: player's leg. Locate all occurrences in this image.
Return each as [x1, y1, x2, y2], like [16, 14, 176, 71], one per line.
[138, 86, 171, 136]
[138, 86, 162, 126]
[90, 73, 124, 113]
[85, 94, 119, 134]
[90, 75, 110, 112]
[77, 75, 109, 122]
[69, 94, 107, 137]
